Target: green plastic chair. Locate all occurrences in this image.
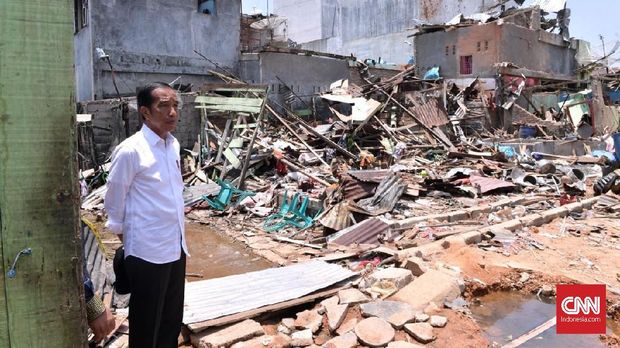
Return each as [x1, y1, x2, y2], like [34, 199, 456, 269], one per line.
[263, 192, 321, 232]
[203, 180, 255, 211]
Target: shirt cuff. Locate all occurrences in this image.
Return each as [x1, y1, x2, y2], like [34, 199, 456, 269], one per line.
[105, 220, 123, 234]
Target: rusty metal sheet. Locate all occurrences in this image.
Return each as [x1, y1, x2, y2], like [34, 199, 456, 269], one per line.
[410, 98, 449, 127]
[467, 175, 515, 194]
[348, 169, 391, 183]
[319, 201, 353, 231]
[328, 218, 391, 246]
[340, 175, 376, 201]
[349, 173, 407, 216]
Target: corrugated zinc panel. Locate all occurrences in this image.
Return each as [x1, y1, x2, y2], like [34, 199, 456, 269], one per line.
[410, 98, 449, 127]
[328, 218, 391, 246]
[183, 261, 356, 324]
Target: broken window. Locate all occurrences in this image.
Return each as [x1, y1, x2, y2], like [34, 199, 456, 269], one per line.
[485, 40, 489, 51]
[74, 0, 88, 32]
[445, 46, 449, 56]
[452, 45, 456, 55]
[460, 55, 473, 75]
[198, 0, 216, 15]
[477, 42, 481, 51]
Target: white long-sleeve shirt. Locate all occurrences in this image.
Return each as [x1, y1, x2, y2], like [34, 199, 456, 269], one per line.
[104, 124, 188, 264]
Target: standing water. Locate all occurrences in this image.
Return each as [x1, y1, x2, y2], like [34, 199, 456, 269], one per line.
[471, 292, 618, 347]
[185, 222, 272, 281]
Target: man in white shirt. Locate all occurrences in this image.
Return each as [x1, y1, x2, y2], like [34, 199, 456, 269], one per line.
[105, 82, 188, 348]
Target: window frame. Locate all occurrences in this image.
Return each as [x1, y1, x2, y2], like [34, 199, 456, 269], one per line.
[459, 55, 473, 75]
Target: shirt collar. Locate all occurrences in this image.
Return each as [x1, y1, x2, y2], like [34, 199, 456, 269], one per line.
[141, 124, 172, 146]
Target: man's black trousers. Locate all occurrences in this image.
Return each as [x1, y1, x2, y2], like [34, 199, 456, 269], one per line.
[125, 252, 186, 348]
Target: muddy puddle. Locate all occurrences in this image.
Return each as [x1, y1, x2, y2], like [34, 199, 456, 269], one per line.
[185, 222, 272, 281]
[471, 292, 619, 347]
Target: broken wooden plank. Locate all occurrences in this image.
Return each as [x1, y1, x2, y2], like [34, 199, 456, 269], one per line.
[197, 104, 263, 114]
[274, 236, 323, 250]
[266, 104, 329, 166]
[280, 158, 331, 187]
[273, 101, 359, 161]
[360, 74, 454, 150]
[195, 96, 263, 107]
[238, 92, 268, 189]
[315, 252, 359, 262]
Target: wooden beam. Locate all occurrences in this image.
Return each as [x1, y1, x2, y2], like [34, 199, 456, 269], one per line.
[0, 1, 84, 346]
[276, 103, 359, 161]
[197, 104, 263, 114]
[237, 95, 267, 189]
[360, 74, 454, 150]
[280, 158, 331, 187]
[195, 96, 264, 107]
[265, 104, 329, 166]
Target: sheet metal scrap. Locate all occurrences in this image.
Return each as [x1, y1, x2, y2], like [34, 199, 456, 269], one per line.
[319, 201, 353, 231]
[466, 175, 516, 195]
[349, 172, 407, 216]
[340, 175, 376, 201]
[347, 169, 392, 183]
[409, 98, 449, 127]
[327, 217, 391, 246]
[183, 260, 356, 326]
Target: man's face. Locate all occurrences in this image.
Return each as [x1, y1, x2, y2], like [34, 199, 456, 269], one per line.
[141, 87, 179, 139]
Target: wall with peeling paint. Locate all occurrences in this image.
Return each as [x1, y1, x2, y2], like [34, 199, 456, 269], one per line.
[75, 0, 242, 101]
[273, 0, 510, 64]
[415, 22, 576, 79]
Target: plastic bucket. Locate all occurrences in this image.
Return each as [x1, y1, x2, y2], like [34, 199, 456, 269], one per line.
[519, 125, 536, 139]
[612, 132, 620, 160]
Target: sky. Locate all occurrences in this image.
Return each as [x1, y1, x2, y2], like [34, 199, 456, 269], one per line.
[241, 0, 619, 63]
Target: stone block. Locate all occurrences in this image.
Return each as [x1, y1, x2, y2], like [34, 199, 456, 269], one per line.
[390, 269, 461, 310]
[360, 300, 416, 329]
[323, 332, 357, 348]
[355, 317, 395, 347]
[401, 256, 428, 277]
[338, 288, 369, 305]
[367, 268, 413, 290]
[290, 329, 313, 347]
[295, 310, 322, 333]
[404, 323, 435, 344]
[192, 319, 264, 348]
[430, 315, 447, 328]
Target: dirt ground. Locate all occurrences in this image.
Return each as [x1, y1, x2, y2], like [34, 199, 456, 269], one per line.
[85, 203, 620, 347]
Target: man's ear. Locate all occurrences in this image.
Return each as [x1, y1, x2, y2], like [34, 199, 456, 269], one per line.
[139, 106, 151, 121]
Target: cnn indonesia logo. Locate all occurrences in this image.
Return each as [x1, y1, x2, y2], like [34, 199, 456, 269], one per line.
[556, 284, 606, 334]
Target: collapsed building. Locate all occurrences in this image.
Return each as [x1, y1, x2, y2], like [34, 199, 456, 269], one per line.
[271, 0, 527, 64]
[74, 1, 620, 347]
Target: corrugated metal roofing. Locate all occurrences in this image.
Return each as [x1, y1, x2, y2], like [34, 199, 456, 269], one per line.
[183, 261, 356, 325]
[319, 201, 353, 231]
[468, 175, 515, 194]
[328, 218, 391, 246]
[340, 175, 376, 201]
[410, 98, 449, 127]
[347, 169, 391, 183]
[349, 173, 406, 215]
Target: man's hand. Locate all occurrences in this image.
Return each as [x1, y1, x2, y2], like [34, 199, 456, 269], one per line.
[89, 307, 115, 343]
[594, 169, 620, 195]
